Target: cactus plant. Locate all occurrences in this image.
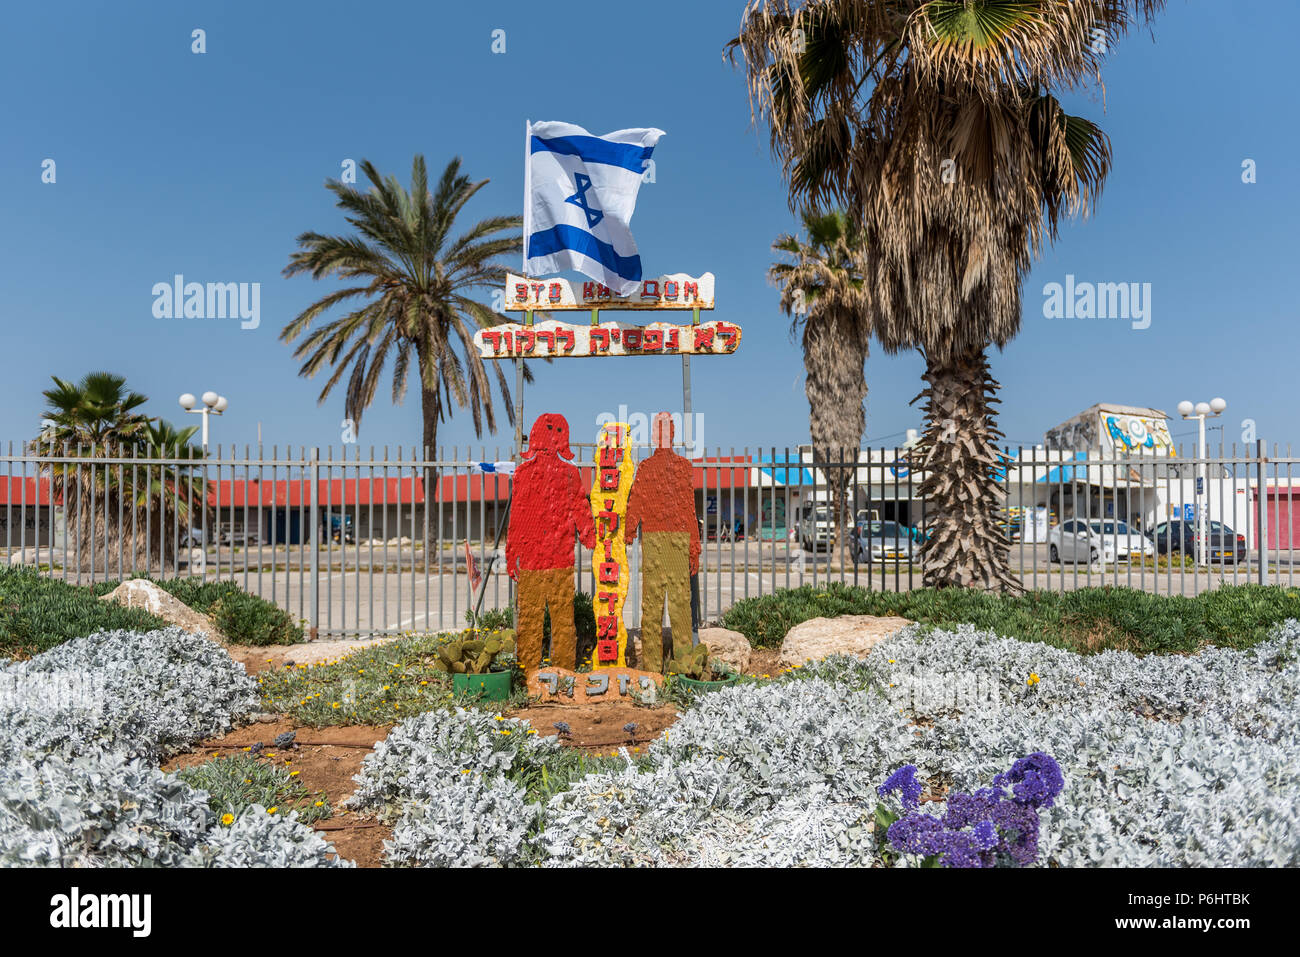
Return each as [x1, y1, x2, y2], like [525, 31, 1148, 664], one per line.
[433, 631, 517, 675]
[665, 643, 729, 682]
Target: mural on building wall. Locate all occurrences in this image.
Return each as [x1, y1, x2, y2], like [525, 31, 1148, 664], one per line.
[1101, 413, 1175, 455]
[505, 414, 595, 673]
[589, 421, 635, 668]
[625, 412, 700, 674]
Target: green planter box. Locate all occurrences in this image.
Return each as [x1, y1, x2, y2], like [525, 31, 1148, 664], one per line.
[453, 669, 512, 702]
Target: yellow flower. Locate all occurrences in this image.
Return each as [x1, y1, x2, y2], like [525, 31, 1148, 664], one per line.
[314, 800, 324, 807]
[1027, 673, 1040, 686]
[526, 729, 537, 735]
[289, 770, 300, 777]
[243, 779, 252, 784]
[461, 769, 471, 774]
[268, 806, 279, 814]
[331, 702, 340, 709]
[500, 730, 511, 735]
[221, 813, 234, 826]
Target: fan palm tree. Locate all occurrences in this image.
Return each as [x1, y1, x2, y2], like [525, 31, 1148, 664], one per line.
[31, 373, 203, 575]
[769, 209, 870, 566]
[281, 155, 526, 459]
[730, 0, 1162, 590]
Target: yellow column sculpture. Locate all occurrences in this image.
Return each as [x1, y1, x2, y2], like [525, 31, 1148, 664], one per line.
[589, 422, 635, 668]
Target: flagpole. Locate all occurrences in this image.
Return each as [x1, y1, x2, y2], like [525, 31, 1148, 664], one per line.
[510, 119, 530, 627]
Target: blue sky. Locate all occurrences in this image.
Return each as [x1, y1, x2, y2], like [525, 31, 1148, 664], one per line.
[2, 1, 1295, 457]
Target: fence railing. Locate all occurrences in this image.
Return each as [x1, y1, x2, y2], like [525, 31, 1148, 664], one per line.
[3, 442, 1296, 638]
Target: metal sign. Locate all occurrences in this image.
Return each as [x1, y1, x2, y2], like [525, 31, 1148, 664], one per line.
[503, 272, 715, 311]
[474, 318, 740, 358]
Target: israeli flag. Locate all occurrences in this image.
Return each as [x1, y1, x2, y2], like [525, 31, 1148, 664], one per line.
[524, 120, 664, 296]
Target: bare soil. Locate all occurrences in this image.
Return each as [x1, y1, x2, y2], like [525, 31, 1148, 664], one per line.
[169, 630, 780, 865]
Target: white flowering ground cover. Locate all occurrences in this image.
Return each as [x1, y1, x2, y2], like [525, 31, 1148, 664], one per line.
[350, 620, 1300, 867]
[0, 627, 351, 867]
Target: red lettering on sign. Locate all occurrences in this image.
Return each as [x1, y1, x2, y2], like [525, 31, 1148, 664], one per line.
[641, 280, 659, 299]
[693, 326, 715, 350]
[600, 468, 621, 490]
[663, 280, 679, 300]
[598, 561, 620, 584]
[624, 329, 642, 350]
[598, 615, 619, 639]
[582, 282, 595, 300]
[514, 283, 528, 302]
[683, 281, 698, 301]
[643, 329, 663, 351]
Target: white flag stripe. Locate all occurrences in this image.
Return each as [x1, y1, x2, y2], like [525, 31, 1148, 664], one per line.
[523, 120, 664, 296]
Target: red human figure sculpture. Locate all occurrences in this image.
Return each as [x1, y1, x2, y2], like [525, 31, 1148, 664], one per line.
[506, 414, 596, 671]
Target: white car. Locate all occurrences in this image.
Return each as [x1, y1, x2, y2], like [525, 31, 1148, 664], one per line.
[1048, 518, 1155, 565]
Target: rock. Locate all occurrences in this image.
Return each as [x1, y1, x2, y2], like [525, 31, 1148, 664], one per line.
[99, 578, 228, 646]
[698, 627, 752, 673]
[778, 615, 913, 669]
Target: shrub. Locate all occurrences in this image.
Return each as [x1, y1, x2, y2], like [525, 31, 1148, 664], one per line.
[205, 586, 302, 646]
[718, 582, 1300, 654]
[257, 630, 531, 728]
[176, 753, 332, 825]
[0, 626, 260, 764]
[0, 566, 164, 659]
[354, 618, 1300, 868]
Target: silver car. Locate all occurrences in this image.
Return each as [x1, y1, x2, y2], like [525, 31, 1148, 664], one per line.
[854, 520, 916, 564]
[1048, 519, 1155, 565]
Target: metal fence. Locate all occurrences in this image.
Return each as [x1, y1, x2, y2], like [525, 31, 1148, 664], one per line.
[3, 441, 1297, 639]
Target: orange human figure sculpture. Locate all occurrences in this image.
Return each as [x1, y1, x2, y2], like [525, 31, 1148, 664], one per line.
[624, 413, 699, 673]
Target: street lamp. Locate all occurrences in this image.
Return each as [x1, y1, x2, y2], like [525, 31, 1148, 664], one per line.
[1177, 396, 1226, 566]
[179, 391, 228, 451]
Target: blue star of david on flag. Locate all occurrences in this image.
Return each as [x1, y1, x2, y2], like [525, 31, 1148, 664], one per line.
[524, 120, 665, 296]
[564, 173, 604, 229]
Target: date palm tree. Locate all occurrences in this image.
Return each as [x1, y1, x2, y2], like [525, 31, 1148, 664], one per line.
[769, 208, 870, 566]
[281, 155, 526, 459]
[730, 0, 1163, 590]
[31, 373, 204, 575]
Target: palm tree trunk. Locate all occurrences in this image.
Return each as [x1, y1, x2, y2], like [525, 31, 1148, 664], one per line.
[419, 375, 442, 570]
[803, 308, 867, 571]
[915, 344, 1021, 591]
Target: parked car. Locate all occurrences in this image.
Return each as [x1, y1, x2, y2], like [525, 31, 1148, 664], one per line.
[1048, 518, 1155, 565]
[851, 520, 917, 564]
[1148, 519, 1247, 563]
[180, 527, 207, 548]
[798, 506, 837, 551]
[329, 513, 355, 544]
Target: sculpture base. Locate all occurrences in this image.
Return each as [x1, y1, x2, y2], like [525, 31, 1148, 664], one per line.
[527, 667, 664, 705]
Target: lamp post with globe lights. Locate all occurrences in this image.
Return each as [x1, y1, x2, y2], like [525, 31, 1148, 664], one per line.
[178, 391, 228, 453]
[1177, 397, 1226, 566]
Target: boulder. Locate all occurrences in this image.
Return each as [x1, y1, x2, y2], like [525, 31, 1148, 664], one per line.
[778, 615, 913, 669]
[99, 579, 228, 646]
[698, 627, 752, 673]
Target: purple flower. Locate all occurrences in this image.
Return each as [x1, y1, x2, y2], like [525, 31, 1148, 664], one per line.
[886, 812, 945, 856]
[994, 752, 1065, 809]
[972, 820, 999, 851]
[878, 765, 923, 810]
[881, 752, 1060, 868]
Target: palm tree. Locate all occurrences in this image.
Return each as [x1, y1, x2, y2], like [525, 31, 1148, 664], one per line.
[31, 373, 203, 575]
[769, 209, 870, 566]
[730, 0, 1162, 590]
[281, 155, 526, 459]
